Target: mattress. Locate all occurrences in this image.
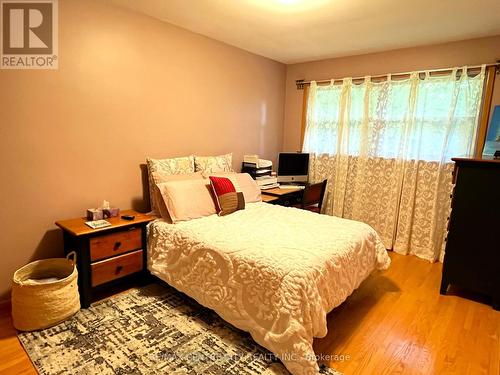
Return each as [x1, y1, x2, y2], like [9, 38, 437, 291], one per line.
[148, 202, 390, 375]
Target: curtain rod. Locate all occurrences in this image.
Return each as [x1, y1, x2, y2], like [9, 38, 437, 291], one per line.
[295, 62, 500, 90]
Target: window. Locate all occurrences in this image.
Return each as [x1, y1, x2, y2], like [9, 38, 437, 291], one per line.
[303, 70, 485, 161]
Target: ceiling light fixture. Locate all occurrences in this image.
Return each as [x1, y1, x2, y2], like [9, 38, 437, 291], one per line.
[274, 0, 302, 4]
[249, 0, 328, 12]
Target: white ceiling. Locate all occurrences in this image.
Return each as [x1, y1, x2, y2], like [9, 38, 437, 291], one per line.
[108, 0, 500, 64]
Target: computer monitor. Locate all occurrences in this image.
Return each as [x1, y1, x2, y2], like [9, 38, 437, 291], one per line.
[277, 152, 309, 183]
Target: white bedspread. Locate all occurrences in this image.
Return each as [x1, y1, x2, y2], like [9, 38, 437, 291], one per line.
[148, 203, 390, 375]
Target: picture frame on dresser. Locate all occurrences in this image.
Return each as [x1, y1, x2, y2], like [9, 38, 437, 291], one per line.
[482, 105, 500, 158]
[55, 210, 155, 308]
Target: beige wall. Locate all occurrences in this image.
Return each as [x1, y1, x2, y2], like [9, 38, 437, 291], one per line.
[0, 0, 286, 301]
[283, 35, 500, 151]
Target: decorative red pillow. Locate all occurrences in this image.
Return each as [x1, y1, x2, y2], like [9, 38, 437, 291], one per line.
[209, 176, 245, 216]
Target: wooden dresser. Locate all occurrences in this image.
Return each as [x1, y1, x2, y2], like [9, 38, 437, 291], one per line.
[440, 158, 500, 310]
[56, 210, 155, 308]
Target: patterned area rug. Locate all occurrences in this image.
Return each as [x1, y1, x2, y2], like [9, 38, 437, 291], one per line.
[18, 283, 341, 375]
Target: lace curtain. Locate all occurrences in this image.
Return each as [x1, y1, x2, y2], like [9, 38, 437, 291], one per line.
[303, 67, 485, 262]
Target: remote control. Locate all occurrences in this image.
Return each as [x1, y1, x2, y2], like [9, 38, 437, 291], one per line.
[121, 215, 135, 221]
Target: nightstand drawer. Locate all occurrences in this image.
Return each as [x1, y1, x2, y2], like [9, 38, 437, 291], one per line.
[90, 228, 141, 261]
[91, 250, 143, 287]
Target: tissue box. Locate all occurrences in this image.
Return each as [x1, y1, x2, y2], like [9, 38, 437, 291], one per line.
[103, 207, 120, 218]
[86, 208, 103, 221]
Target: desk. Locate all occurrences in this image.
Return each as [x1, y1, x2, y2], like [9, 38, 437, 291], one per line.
[261, 194, 279, 203]
[261, 187, 304, 206]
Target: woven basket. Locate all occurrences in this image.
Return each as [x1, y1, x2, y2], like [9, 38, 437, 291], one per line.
[12, 252, 80, 331]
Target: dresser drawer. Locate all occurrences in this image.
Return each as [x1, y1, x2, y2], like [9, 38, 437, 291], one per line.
[90, 228, 141, 261]
[91, 250, 143, 287]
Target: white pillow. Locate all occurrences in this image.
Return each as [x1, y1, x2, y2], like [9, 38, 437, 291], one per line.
[146, 156, 195, 213]
[156, 179, 217, 223]
[235, 173, 262, 203]
[194, 153, 234, 173]
[152, 172, 205, 222]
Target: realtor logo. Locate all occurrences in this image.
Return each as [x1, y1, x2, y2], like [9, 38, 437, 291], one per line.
[1, 0, 58, 69]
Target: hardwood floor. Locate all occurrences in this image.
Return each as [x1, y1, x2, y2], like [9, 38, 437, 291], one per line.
[0, 302, 34, 375]
[314, 252, 500, 375]
[0, 252, 498, 375]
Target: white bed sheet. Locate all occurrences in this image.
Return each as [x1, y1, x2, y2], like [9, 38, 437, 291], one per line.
[148, 202, 390, 375]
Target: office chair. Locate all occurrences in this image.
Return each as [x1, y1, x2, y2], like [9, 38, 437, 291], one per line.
[300, 179, 327, 213]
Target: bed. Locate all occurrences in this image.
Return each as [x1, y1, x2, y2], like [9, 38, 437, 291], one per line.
[147, 201, 390, 375]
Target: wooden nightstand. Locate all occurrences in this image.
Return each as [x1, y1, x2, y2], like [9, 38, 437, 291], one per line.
[55, 210, 155, 308]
